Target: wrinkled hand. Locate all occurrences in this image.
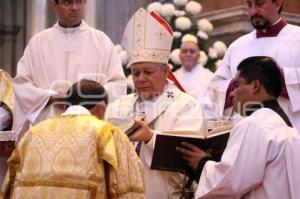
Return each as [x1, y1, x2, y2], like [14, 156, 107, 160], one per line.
[176, 142, 209, 170]
[129, 120, 153, 143]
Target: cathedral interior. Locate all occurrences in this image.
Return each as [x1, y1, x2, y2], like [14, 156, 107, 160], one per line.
[1, 0, 299, 75]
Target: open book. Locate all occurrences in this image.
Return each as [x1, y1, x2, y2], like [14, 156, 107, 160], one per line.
[150, 124, 232, 172]
[0, 131, 16, 156]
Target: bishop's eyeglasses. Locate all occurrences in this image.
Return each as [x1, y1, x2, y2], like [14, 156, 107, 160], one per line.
[58, 0, 87, 8]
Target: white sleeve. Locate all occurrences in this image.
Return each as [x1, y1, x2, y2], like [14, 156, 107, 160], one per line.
[101, 35, 127, 103]
[195, 122, 272, 198]
[141, 130, 159, 167]
[13, 41, 54, 124]
[282, 67, 300, 112]
[209, 48, 234, 117]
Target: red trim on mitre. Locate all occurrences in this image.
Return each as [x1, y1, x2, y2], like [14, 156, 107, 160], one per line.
[167, 69, 186, 92]
[150, 11, 173, 35]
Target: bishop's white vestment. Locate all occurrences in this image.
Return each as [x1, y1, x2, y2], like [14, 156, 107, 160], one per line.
[105, 82, 204, 199]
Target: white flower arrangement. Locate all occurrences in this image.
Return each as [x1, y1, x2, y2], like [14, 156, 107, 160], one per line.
[119, 50, 129, 67]
[114, 44, 123, 53]
[199, 51, 208, 65]
[175, 17, 192, 31]
[197, 30, 208, 40]
[127, 74, 135, 90]
[147, 2, 162, 14]
[117, 0, 228, 76]
[212, 41, 227, 57]
[168, 63, 174, 70]
[173, 31, 182, 38]
[185, 1, 202, 15]
[160, 4, 176, 18]
[173, 0, 188, 6]
[215, 59, 223, 70]
[208, 47, 218, 59]
[197, 19, 213, 33]
[181, 34, 198, 44]
[174, 10, 186, 17]
[170, 49, 182, 65]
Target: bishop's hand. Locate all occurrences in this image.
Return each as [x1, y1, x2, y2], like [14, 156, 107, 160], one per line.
[129, 120, 153, 143]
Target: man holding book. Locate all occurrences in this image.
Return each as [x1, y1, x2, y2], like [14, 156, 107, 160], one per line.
[177, 56, 300, 198]
[105, 8, 205, 199]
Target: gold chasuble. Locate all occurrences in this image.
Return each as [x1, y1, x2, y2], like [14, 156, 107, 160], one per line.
[0, 69, 15, 158]
[1, 115, 144, 199]
[0, 69, 14, 128]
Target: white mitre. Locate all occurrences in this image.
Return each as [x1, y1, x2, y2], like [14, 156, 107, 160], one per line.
[122, 8, 174, 66]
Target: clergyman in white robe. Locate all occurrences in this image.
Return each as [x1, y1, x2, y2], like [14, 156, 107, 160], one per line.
[175, 64, 217, 119]
[13, 20, 127, 139]
[209, 19, 300, 131]
[105, 82, 205, 199]
[195, 107, 300, 199]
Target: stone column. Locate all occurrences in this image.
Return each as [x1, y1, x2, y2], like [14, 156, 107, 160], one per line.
[84, 0, 97, 27]
[26, 0, 48, 42]
[95, 0, 150, 44]
[0, 0, 25, 75]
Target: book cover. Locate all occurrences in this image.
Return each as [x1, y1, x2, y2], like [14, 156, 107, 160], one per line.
[150, 126, 231, 172]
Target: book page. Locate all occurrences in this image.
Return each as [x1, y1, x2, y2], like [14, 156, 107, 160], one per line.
[207, 124, 233, 138]
[207, 120, 232, 130]
[161, 130, 204, 138]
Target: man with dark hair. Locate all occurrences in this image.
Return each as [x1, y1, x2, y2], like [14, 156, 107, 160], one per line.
[177, 56, 300, 198]
[13, 0, 127, 139]
[1, 80, 144, 199]
[209, 0, 300, 132]
[65, 79, 108, 119]
[237, 56, 282, 98]
[232, 56, 292, 126]
[67, 79, 108, 107]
